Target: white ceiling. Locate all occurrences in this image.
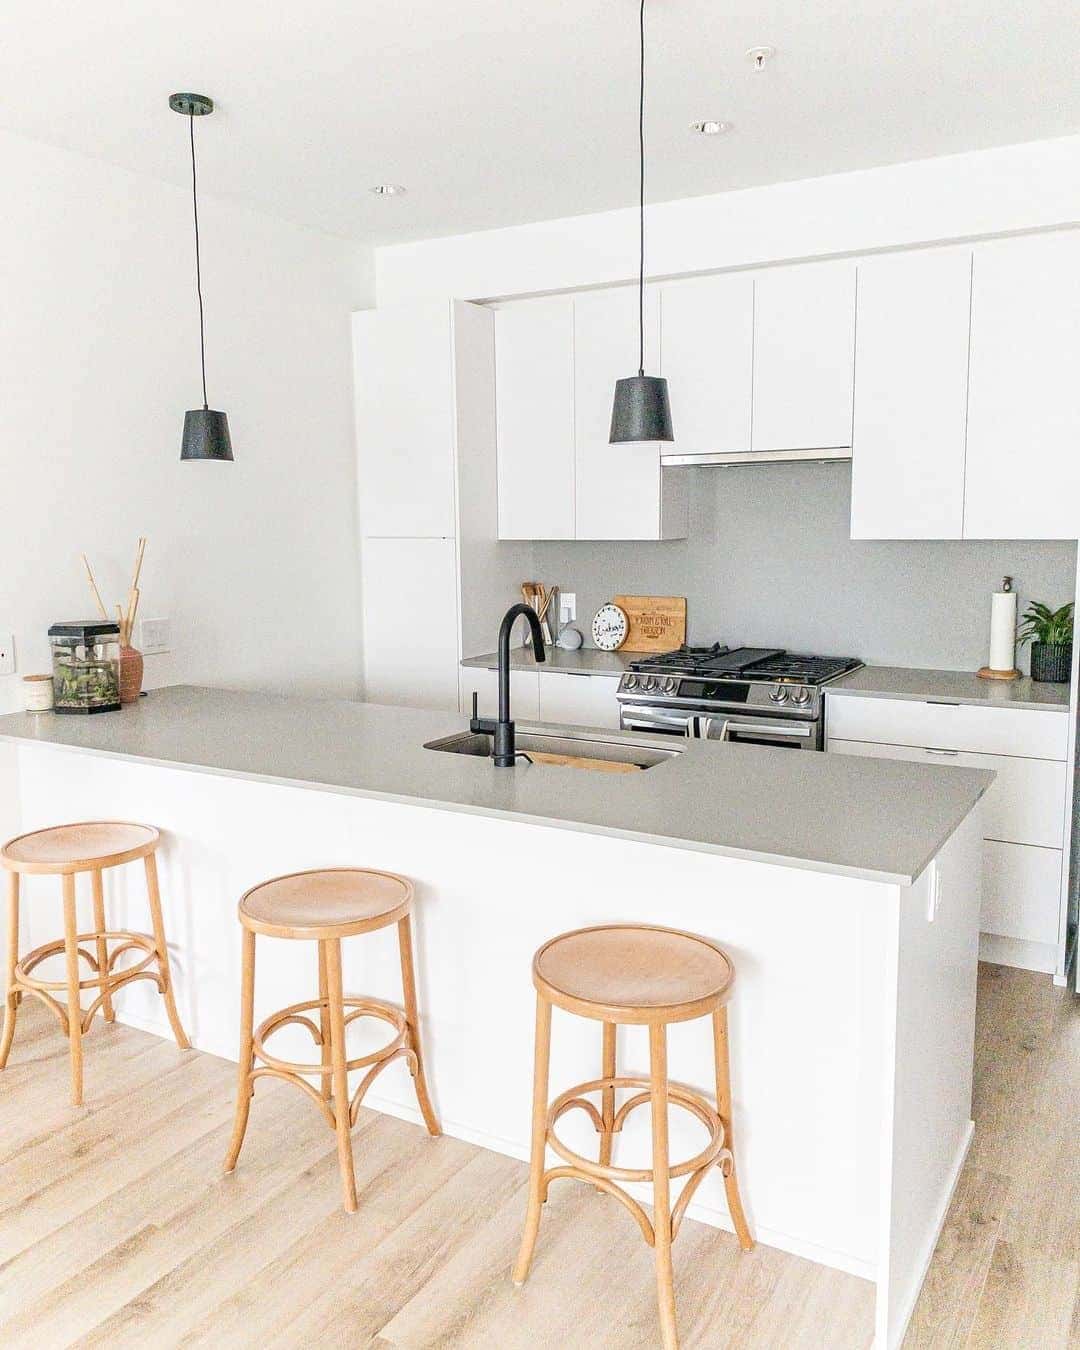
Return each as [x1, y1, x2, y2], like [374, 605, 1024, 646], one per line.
[2, 1, 1078, 245]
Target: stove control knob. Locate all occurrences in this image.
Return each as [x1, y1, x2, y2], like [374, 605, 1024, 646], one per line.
[624, 674, 638, 691]
[643, 676, 657, 693]
[769, 686, 788, 703]
[662, 677, 677, 694]
[792, 685, 811, 706]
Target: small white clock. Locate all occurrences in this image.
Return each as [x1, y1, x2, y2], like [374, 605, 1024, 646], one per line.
[592, 603, 629, 651]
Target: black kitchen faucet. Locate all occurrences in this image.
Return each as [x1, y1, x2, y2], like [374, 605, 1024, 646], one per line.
[470, 603, 547, 766]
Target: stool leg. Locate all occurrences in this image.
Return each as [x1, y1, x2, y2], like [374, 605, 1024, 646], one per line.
[599, 1020, 617, 1169]
[0, 872, 20, 1069]
[512, 993, 552, 1286]
[325, 937, 358, 1213]
[649, 1022, 679, 1350]
[317, 940, 332, 1102]
[143, 853, 190, 1051]
[224, 928, 257, 1172]
[396, 913, 441, 1137]
[90, 869, 114, 1024]
[62, 874, 84, 1107]
[713, 1006, 753, 1252]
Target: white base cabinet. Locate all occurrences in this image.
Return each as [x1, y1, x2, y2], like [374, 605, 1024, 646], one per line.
[538, 672, 621, 729]
[458, 666, 540, 722]
[826, 694, 1068, 972]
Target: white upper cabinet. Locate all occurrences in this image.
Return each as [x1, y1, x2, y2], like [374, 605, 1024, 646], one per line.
[851, 249, 972, 540]
[751, 261, 856, 453]
[964, 233, 1080, 540]
[353, 301, 457, 537]
[573, 287, 687, 540]
[660, 274, 754, 455]
[495, 297, 575, 540]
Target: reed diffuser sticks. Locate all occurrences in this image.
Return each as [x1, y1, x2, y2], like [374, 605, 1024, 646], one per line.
[81, 537, 147, 646]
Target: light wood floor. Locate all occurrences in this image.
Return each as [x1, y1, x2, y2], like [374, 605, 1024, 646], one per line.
[0, 963, 1075, 1348]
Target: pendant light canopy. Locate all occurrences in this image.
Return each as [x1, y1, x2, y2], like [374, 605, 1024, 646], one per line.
[610, 0, 673, 445]
[170, 92, 233, 462]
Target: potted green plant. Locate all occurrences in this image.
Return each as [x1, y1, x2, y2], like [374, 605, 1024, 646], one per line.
[1018, 600, 1074, 683]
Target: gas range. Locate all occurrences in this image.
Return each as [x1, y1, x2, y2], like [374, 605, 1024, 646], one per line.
[616, 645, 862, 749]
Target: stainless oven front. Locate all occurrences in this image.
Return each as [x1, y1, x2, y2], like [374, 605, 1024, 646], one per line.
[619, 703, 823, 750]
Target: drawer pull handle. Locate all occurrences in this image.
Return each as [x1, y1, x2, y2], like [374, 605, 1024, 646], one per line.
[924, 747, 959, 757]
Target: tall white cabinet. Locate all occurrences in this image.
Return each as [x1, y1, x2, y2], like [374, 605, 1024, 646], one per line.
[850, 249, 972, 540]
[964, 232, 1080, 540]
[355, 301, 497, 712]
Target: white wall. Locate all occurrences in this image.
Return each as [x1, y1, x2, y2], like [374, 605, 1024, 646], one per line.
[0, 128, 372, 726]
[376, 133, 1080, 303]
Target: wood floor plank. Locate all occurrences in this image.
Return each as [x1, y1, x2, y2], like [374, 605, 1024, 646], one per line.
[902, 1166, 1008, 1349]
[966, 1238, 1080, 1349]
[176, 1120, 479, 1348]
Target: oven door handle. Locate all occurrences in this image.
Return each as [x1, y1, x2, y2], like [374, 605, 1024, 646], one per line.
[720, 720, 815, 740]
[621, 709, 695, 734]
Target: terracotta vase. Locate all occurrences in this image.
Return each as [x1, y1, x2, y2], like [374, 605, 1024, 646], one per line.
[119, 645, 144, 704]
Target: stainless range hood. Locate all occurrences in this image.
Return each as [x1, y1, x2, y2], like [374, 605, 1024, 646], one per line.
[660, 446, 852, 467]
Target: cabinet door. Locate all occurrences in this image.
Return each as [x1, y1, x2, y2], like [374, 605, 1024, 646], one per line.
[964, 233, 1080, 539]
[459, 667, 541, 721]
[361, 537, 460, 710]
[495, 297, 575, 540]
[661, 274, 753, 455]
[539, 672, 621, 729]
[752, 261, 856, 452]
[851, 250, 971, 539]
[573, 288, 686, 540]
[353, 303, 457, 538]
[981, 841, 1062, 945]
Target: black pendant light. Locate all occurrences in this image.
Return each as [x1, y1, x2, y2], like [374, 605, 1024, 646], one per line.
[170, 93, 234, 462]
[610, 0, 673, 444]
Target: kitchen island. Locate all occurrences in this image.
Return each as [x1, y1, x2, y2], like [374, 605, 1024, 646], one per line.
[0, 686, 991, 1348]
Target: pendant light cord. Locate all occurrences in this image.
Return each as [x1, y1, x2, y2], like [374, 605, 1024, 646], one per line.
[189, 113, 209, 410]
[637, 0, 645, 377]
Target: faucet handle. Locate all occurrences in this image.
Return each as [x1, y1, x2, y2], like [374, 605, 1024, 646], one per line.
[472, 691, 479, 720]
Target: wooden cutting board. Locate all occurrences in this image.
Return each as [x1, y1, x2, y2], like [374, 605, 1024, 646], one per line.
[528, 751, 642, 774]
[612, 595, 687, 652]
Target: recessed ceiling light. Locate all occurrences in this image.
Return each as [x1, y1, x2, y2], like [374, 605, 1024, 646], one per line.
[746, 45, 775, 69]
[691, 120, 732, 136]
[370, 184, 406, 196]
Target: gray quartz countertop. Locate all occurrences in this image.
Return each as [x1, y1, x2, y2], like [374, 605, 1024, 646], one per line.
[0, 685, 991, 886]
[461, 649, 633, 678]
[826, 665, 1071, 713]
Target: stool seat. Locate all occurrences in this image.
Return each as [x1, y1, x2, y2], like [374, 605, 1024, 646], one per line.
[1, 822, 159, 875]
[533, 924, 734, 1025]
[238, 868, 412, 940]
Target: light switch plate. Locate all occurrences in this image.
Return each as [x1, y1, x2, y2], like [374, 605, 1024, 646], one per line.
[138, 617, 171, 655]
[0, 632, 14, 675]
[560, 593, 577, 623]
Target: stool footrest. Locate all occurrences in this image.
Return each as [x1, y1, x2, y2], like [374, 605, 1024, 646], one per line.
[253, 995, 407, 1077]
[16, 931, 158, 994]
[546, 1075, 727, 1183]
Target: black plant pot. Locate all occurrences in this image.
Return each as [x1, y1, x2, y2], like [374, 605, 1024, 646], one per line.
[1030, 642, 1072, 683]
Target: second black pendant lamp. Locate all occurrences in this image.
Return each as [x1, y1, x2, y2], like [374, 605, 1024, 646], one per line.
[170, 92, 234, 462]
[610, 0, 673, 444]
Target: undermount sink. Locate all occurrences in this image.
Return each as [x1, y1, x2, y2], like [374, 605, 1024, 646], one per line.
[424, 727, 681, 772]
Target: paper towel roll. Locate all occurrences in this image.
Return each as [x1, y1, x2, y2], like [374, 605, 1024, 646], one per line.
[988, 589, 1017, 672]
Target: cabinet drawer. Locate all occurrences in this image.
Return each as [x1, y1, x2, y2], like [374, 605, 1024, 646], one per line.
[981, 841, 1062, 945]
[459, 668, 540, 721]
[827, 739, 1066, 848]
[825, 695, 1067, 760]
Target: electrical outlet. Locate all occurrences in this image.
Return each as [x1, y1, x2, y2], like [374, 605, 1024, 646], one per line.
[560, 593, 577, 623]
[138, 617, 171, 655]
[0, 632, 14, 675]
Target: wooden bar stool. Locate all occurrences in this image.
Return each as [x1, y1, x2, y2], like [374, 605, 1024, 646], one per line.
[223, 867, 440, 1212]
[0, 821, 190, 1105]
[512, 923, 753, 1350]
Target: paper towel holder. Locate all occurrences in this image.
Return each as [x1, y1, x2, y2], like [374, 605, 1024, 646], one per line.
[978, 575, 1021, 681]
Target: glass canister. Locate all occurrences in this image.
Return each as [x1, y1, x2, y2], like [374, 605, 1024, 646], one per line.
[48, 621, 122, 714]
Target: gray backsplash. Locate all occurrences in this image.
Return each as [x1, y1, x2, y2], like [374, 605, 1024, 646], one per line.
[517, 462, 1076, 673]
